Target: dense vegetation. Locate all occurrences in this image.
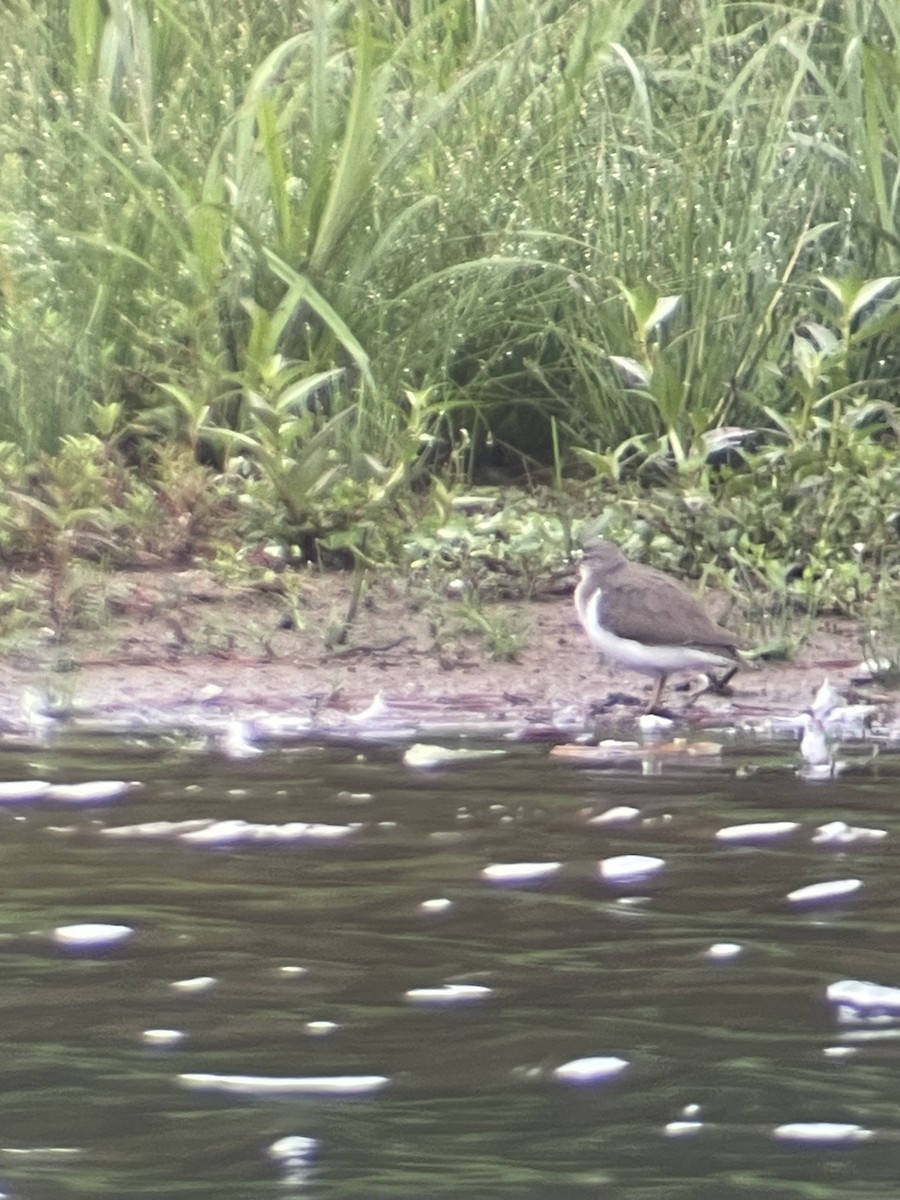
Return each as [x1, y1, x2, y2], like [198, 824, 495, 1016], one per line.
[2, 0, 900, 651]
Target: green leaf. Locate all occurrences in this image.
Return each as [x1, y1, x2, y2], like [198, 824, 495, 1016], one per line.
[847, 276, 900, 321]
[608, 356, 652, 387]
[309, 12, 386, 276]
[256, 96, 295, 261]
[644, 294, 681, 335]
[261, 248, 374, 388]
[609, 42, 652, 135]
[68, 0, 103, 83]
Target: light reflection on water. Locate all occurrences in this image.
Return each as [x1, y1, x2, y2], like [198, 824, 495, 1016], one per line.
[0, 732, 899, 1198]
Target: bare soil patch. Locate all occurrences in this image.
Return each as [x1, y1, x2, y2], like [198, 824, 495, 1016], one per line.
[0, 568, 891, 731]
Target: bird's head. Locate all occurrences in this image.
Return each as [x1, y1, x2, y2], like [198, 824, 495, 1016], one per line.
[578, 539, 627, 580]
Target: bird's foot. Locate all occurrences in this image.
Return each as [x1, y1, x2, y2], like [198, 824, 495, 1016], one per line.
[683, 666, 738, 709]
[707, 665, 739, 695]
[588, 692, 642, 716]
[642, 703, 678, 719]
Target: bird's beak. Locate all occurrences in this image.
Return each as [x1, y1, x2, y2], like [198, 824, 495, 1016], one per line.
[566, 552, 588, 583]
[554, 552, 583, 593]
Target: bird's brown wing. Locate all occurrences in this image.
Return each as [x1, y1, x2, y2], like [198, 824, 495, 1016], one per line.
[599, 566, 739, 649]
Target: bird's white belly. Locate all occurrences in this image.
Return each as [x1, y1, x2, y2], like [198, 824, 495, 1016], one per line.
[582, 589, 734, 676]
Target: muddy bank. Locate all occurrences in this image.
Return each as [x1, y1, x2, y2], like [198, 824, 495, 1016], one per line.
[0, 568, 892, 733]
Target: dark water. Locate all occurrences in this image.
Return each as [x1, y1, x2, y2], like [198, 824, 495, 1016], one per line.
[1, 726, 899, 1199]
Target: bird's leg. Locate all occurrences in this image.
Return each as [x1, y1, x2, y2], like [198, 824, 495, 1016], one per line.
[645, 673, 667, 714]
[708, 664, 739, 694]
[684, 664, 740, 710]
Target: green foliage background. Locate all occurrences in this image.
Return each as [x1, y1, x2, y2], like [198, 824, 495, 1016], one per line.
[1, 0, 900, 619]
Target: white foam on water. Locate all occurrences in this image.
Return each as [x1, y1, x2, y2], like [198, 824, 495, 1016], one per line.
[101, 818, 356, 845]
[705, 943, 742, 960]
[716, 821, 799, 842]
[0, 781, 52, 802]
[664, 1120, 704, 1137]
[47, 781, 134, 804]
[141, 1029, 186, 1047]
[588, 806, 641, 825]
[349, 692, 392, 723]
[53, 923, 134, 948]
[268, 1136, 318, 1164]
[553, 1056, 628, 1083]
[773, 1123, 872, 1144]
[170, 976, 218, 994]
[599, 855, 665, 882]
[403, 743, 506, 769]
[480, 863, 562, 883]
[812, 821, 887, 845]
[102, 819, 211, 839]
[827, 980, 900, 1011]
[787, 879, 862, 904]
[219, 721, 262, 759]
[405, 984, 492, 1004]
[179, 1073, 389, 1096]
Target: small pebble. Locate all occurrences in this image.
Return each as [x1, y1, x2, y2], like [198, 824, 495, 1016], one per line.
[638, 713, 674, 733]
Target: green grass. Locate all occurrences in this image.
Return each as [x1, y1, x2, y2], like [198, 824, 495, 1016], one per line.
[2, 0, 900, 616]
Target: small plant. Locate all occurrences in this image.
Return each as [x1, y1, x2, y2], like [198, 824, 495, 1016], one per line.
[0, 575, 44, 641]
[454, 598, 528, 662]
[858, 553, 900, 685]
[405, 487, 574, 600]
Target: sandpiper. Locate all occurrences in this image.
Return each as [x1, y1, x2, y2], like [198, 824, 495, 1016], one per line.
[574, 540, 741, 713]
